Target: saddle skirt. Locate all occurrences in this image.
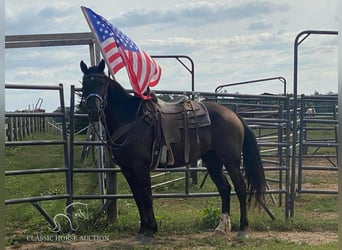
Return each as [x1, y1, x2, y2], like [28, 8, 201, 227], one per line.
[143, 95, 211, 166]
[157, 96, 211, 128]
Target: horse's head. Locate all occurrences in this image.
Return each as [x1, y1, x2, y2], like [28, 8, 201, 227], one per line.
[80, 59, 109, 122]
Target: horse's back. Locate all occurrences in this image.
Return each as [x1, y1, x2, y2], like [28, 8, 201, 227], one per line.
[203, 101, 244, 131]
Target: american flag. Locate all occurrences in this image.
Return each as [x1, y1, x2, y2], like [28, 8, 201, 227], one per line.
[81, 6, 162, 99]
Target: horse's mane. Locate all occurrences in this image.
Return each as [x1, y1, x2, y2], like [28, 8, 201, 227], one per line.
[105, 75, 143, 118]
[105, 74, 155, 105]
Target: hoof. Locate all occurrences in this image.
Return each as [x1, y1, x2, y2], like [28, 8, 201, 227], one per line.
[140, 235, 155, 244]
[134, 233, 144, 241]
[236, 231, 249, 239]
[134, 233, 155, 244]
[213, 229, 226, 237]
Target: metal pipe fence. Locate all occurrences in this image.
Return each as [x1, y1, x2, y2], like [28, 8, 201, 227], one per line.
[5, 84, 338, 226]
[5, 84, 71, 224]
[297, 94, 338, 194]
[4, 30, 338, 228]
[68, 86, 292, 219]
[291, 29, 338, 217]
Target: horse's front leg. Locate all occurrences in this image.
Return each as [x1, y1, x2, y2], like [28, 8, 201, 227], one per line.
[215, 213, 232, 236]
[121, 166, 157, 243]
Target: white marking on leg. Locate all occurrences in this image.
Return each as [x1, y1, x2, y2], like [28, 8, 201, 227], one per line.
[214, 213, 231, 236]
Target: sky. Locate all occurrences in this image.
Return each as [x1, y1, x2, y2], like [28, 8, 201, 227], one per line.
[5, 0, 339, 112]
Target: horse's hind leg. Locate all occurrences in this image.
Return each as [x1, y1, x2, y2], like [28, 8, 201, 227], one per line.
[202, 152, 232, 236]
[224, 161, 249, 238]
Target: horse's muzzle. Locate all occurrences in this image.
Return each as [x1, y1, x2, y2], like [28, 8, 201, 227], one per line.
[88, 109, 101, 122]
[85, 94, 104, 122]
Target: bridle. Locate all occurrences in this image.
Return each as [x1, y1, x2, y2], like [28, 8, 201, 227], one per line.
[82, 73, 145, 150]
[84, 93, 104, 106]
[82, 73, 108, 110]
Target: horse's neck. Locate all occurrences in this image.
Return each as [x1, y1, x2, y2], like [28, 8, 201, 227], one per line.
[106, 80, 141, 127]
[108, 80, 131, 105]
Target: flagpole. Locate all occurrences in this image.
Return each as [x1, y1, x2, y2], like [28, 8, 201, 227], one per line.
[80, 7, 96, 65]
[80, 6, 116, 78]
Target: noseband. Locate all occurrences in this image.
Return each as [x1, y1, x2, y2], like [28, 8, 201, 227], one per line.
[84, 93, 104, 106]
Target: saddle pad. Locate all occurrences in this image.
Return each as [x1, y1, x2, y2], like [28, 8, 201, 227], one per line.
[170, 101, 211, 129]
[143, 99, 211, 128]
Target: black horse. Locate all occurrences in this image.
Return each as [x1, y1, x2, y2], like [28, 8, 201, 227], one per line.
[80, 60, 266, 243]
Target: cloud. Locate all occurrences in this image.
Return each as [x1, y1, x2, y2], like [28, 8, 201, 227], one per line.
[141, 31, 293, 56]
[227, 1, 289, 19]
[248, 20, 273, 30]
[37, 3, 74, 19]
[4, 0, 338, 104]
[6, 2, 80, 34]
[110, 1, 290, 28]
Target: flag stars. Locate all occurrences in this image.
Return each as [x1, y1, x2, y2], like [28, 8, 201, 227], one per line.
[83, 7, 161, 98]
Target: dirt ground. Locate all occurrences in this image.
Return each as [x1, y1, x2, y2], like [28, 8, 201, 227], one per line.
[6, 230, 338, 250]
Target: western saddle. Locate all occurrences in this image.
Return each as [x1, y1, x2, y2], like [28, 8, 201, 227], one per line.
[143, 94, 211, 168]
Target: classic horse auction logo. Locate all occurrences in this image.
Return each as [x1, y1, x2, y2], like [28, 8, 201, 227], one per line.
[50, 202, 89, 233]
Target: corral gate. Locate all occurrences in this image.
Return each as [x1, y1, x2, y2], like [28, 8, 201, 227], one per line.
[5, 33, 101, 226]
[5, 83, 71, 228]
[291, 30, 338, 217]
[297, 94, 338, 194]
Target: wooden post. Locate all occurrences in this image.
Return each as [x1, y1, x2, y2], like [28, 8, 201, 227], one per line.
[8, 117, 13, 141]
[105, 148, 118, 223]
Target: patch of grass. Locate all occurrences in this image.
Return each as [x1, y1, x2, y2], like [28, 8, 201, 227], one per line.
[296, 194, 337, 213]
[199, 203, 221, 228]
[5, 132, 338, 249]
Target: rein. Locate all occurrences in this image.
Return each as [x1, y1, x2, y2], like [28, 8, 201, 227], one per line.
[89, 98, 146, 150]
[83, 71, 149, 154]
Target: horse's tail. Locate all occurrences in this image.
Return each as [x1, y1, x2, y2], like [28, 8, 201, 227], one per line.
[241, 119, 266, 206]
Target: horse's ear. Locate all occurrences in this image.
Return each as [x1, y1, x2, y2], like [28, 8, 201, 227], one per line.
[98, 59, 106, 72]
[80, 61, 88, 74]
